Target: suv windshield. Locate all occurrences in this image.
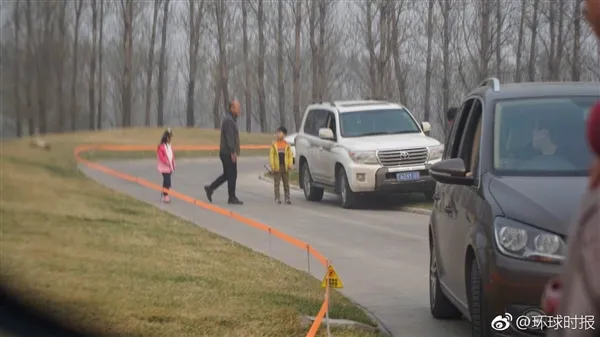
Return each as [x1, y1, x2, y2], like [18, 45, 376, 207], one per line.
[339, 108, 421, 138]
[493, 97, 598, 176]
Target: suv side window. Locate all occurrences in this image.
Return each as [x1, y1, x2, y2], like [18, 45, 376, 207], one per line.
[303, 110, 317, 135]
[458, 99, 483, 177]
[311, 110, 329, 136]
[444, 99, 475, 159]
[325, 111, 338, 141]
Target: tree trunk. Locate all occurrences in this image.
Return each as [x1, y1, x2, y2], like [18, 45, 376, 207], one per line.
[25, 0, 35, 135]
[572, 0, 582, 81]
[555, 0, 565, 81]
[515, 0, 526, 82]
[186, 0, 203, 128]
[277, 0, 286, 128]
[365, 1, 377, 97]
[527, 0, 539, 82]
[13, 0, 22, 137]
[441, 0, 451, 126]
[70, 0, 84, 131]
[479, 0, 491, 80]
[309, 0, 318, 101]
[56, 1, 67, 131]
[317, 1, 326, 101]
[97, 0, 104, 129]
[424, 0, 434, 122]
[36, 3, 53, 134]
[89, 0, 98, 130]
[145, 0, 160, 127]
[242, 0, 252, 132]
[157, 0, 170, 127]
[121, 0, 134, 127]
[211, 65, 222, 128]
[548, 0, 556, 80]
[495, 0, 501, 80]
[257, 0, 267, 131]
[292, 0, 302, 130]
[215, 1, 230, 116]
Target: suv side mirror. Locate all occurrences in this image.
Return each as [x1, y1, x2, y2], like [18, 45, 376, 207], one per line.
[421, 122, 431, 133]
[429, 158, 474, 186]
[318, 128, 334, 140]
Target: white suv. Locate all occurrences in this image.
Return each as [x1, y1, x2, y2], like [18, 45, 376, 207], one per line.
[295, 100, 443, 208]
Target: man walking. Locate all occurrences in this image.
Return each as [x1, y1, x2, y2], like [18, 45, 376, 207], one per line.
[204, 99, 243, 205]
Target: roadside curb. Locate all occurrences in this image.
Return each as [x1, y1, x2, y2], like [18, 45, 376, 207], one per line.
[258, 174, 432, 216]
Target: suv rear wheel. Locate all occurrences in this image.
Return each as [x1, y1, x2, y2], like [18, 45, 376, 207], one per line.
[429, 239, 462, 319]
[338, 168, 358, 209]
[301, 162, 324, 201]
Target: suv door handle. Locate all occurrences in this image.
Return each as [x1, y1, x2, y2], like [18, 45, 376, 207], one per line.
[432, 193, 440, 200]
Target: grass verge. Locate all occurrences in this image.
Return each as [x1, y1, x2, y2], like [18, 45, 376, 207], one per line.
[1, 128, 376, 337]
[264, 170, 433, 210]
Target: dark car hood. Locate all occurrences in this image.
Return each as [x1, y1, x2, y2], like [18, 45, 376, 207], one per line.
[488, 176, 587, 236]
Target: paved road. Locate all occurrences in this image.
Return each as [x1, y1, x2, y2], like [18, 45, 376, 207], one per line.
[80, 157, 471, 337]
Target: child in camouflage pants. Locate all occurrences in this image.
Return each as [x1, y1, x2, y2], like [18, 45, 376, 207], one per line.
[269, 126, 294, 204]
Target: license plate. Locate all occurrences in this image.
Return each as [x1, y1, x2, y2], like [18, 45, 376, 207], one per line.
[396, 171, 420, 182]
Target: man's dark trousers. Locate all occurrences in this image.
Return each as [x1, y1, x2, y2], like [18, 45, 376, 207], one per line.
[209, 152, 237, 199]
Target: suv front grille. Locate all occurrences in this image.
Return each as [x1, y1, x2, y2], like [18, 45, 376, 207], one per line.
[377, 148, 428, 167]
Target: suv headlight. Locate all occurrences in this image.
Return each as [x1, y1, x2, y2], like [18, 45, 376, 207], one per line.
[348, 151, 378, 165]
[493, 217, 566, 263]
[427, 144, 444, 162]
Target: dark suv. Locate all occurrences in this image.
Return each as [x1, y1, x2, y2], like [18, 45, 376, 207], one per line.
[428, 78, 599, 337]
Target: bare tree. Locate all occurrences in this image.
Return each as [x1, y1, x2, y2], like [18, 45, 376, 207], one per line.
[424, 0, 435, 122]
[36, 2, 54, 134]
[55, 1, 67, 131]
[120, 0, 134, 127]
[276, 0, 286, 128]
[89, 0, 98, 130]
[157, 0, 170, 127]
[214, 0, 230, 118]
[495, 0, 502, 80]
[242, 0, 252, 132]
[291, 0, 302, 130]
[257, 0, 267, 131]
[527, 0, 540, 82]
[572, 0, 582, 81]
[13, 0, 22, 137]
[96, 0, 104, 129]
[440, 0, 451, 118]
[70, 0, 84, 131]
[514, 0, 526, 82]
[478, 0, 492, 80]
[25, 0, 34, 135]
[184, 0, 204, 128]
[309, 0, 318, 101]
[144, 0, 161, 127]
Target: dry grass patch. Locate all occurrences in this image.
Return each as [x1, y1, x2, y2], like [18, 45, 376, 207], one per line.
[1, 128, 376, 337]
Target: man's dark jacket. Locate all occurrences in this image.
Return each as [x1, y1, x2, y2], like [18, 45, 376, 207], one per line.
[219, 112, 240, 155]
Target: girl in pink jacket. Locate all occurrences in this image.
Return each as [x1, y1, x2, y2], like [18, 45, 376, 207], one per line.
[157, 128, 175, 203]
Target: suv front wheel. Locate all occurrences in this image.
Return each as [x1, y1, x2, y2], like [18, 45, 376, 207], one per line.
[338, 168, 358, 209]
[301, 162, 324, 202]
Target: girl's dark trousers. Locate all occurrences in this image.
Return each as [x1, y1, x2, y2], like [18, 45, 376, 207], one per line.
[162, 173, 172, 196]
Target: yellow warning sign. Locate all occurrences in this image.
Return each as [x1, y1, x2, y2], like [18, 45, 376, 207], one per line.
[320, 265, 344, 289]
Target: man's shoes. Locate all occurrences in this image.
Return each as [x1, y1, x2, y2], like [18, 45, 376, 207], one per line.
[285, 199, 291, 205]
[228, 198, 243, 205]
[204, 185, 213, 203]
[275, 198, 281, 204]
[161, 195, 171, 203]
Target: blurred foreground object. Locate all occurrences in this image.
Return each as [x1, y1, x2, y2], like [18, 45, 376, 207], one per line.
[29, 138, 51, 150]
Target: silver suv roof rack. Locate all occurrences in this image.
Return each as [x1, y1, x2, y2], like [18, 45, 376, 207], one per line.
[479, 77, 500, 92]
[311, 101, 337, 107]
